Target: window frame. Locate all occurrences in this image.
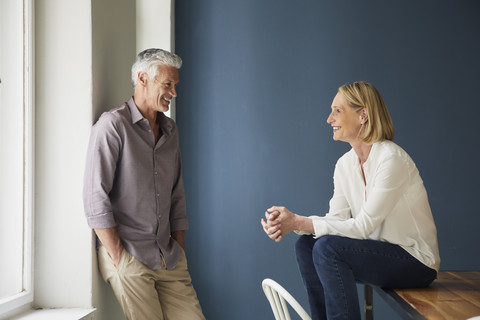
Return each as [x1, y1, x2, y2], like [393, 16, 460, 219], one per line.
[0, 0, 35, 315]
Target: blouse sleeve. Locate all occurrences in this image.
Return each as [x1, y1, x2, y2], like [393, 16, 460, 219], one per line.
[311, 154, 410, 239]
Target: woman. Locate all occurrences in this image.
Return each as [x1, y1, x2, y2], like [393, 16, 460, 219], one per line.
[261, 81, 440, 320]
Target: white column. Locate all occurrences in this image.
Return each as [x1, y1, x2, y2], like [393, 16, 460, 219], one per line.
[136, 0, 173, 51]
[136, 0, 176, 118]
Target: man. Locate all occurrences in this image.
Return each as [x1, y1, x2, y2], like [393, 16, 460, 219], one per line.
[83, 48, 205, 320]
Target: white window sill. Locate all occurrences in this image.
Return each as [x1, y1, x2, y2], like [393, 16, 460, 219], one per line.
[6, 308, 95, 320]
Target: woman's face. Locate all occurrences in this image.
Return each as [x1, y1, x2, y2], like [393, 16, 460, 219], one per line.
[326, 92, 364, 144]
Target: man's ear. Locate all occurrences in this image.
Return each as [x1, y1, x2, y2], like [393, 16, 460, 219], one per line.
[137, 72, 148, 86]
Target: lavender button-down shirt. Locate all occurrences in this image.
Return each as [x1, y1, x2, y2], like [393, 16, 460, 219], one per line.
[83, 97, 188, 270]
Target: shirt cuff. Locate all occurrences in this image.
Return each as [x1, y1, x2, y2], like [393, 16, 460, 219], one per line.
[170, 217, 189, 233]
[311, 217, 329, 239]
[293, 216, 325, 237]
[294, 229, 311, 235]
[293, 216, 330, 239]
[87, 212, 116, 229]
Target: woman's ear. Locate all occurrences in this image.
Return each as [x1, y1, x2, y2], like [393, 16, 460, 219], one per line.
[360, 108, 368, 124]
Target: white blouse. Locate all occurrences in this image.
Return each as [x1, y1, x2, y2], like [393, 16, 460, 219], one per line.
[307, 140, 440, 271]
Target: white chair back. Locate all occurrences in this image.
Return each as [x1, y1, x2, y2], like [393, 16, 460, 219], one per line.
[262, 278, 312, 320]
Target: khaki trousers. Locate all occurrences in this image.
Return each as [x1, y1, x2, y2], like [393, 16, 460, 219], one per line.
[98, 246, 205, 320]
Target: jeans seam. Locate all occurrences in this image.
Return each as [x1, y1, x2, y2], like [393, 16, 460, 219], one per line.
[333, 256, 349, 319]
[338, 246, 415, 263]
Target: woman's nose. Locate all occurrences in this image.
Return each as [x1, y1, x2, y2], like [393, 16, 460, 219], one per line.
[326, 112, 333, 124]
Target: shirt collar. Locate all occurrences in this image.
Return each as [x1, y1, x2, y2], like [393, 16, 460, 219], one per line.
[353, 142, 378, 168]
[157, 112, 174, 135]
[127, 97, 145, 124]
[127, 97, 174, 135]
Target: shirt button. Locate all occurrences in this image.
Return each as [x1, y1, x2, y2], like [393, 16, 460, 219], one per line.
[157, 193, 160, 197]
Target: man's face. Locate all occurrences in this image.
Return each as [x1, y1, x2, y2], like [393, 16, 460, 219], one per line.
[145, 64, 179, 113]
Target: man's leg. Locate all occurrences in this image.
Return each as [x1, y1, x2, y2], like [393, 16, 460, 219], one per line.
[154, 251, 205, 320]
[97, 246, 165, 320]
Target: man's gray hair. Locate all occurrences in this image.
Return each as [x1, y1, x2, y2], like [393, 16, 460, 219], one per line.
[131, 48, 182, 87]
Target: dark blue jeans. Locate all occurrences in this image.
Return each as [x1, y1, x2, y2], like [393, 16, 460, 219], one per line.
[295, 235, 437, 320]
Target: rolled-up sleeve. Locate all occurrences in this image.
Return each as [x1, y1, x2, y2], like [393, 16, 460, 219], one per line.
[169, 143, 189, 233]
[83, 113, 120, 229]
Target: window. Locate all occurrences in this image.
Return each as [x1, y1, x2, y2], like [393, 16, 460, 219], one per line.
[0, 0, 34, 315]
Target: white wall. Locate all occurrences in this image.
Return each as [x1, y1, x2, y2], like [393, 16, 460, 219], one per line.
[0, 0, 24, 299]
[35, 0, 93, 309]
[34, 0, 174, 319]
[91, 1, 136, 318]
[136, 0, 173, 52]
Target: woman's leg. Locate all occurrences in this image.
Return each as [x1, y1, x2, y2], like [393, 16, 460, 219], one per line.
[296, 235, 437, 320]
[295, 235, 328, 320]
[311, 235, 437, 320]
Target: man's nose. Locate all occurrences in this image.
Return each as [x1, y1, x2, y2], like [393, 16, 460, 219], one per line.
[171, 86, 177, 97]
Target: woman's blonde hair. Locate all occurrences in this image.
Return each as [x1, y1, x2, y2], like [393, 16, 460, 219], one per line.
[338, 81, 394, 144]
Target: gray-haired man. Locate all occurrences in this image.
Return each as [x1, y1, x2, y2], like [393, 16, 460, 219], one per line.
[83, 48, 205, 320]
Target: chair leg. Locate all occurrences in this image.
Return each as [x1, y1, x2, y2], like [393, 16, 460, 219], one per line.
[364, 284, 374, 320]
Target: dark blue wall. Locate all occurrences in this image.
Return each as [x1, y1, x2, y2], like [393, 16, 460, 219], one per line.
[175, 1, 480, 319]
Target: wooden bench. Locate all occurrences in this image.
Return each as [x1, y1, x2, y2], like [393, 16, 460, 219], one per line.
[364, 271, 480, 320]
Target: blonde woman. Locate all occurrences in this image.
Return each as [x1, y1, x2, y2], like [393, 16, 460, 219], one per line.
[261, 81, 440, 320]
